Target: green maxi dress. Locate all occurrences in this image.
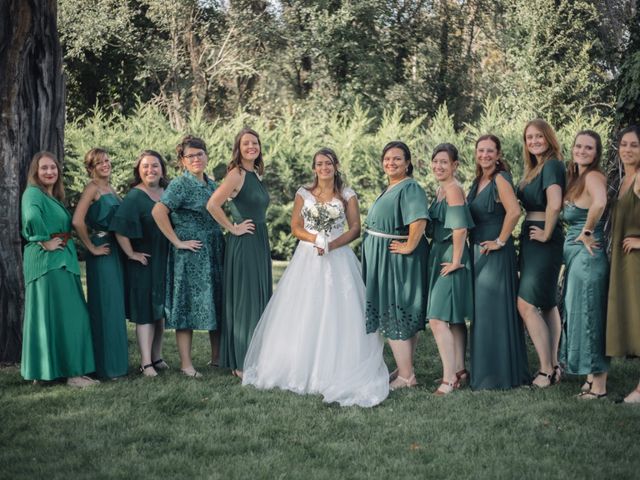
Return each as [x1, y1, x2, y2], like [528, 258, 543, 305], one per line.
[111, 188, 169, 324]
[559, 204, 609, 374]
[467, 173, 529, 390]
[606, 184, 640, 356]
[362, 179, 430, 340]
[20, 185, 95, 381]
[516, 159, 566, 309]
[220, 170, 272, 370]
[85, 193, 129, 378]
[426, 195, 474, 324]
[160, 172, 225, 330]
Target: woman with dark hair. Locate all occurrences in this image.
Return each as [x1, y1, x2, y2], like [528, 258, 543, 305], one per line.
[152, 136, 225, 378]
[242, 148, 388, 406]
[559, 130, 609, 399]
[111, 150, 171, 377]
[516, 119, 566, 388]
[362, 141, 430, 391]
[207, 128, 272, 378]
[21, 152, 97, 387]
[427, 143, 474, 396]
[467, 135, 529, 390]
[606, 125, 640, 404]
[72, 148, 128, 379]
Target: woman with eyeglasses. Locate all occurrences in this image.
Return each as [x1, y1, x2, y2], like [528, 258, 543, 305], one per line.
[152, 135, 225, 378]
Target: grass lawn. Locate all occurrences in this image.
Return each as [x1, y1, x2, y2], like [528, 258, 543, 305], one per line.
[1, 259, 639, 479]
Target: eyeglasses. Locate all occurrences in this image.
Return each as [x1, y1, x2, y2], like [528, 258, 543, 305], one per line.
[183, 151, 207, 161]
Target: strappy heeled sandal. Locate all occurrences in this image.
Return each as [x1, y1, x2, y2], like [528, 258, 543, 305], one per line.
[390, 374, 417, 391]
[180, 368, 202, 378]
[531, 371, 552, 388]
[140, 363, 158, 377]
[577, 391, 608, 400]
[434, 380, 457, 397]
[581, 380, 593, 393]
[152, 358, 170, 370]
[552, 365, 563, 384]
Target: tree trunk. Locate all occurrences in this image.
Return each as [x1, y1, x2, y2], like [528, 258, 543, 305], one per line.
[0, 0, 65, 363]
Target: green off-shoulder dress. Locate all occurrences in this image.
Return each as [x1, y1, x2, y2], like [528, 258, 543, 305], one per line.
[362, 179, 430, 340]
[85, 193, 129, 378]
[220, 170, 272, 370]
[160, 172, 225, 330]
[606, 183, 640, 356]
[467, 173, 529, 390]
[560, 203, 609, 374]
[111, 188, 169, 325]
[20, 186, 95, 381]
[516, 159, 566, 309]
[426, 194, 474, 324]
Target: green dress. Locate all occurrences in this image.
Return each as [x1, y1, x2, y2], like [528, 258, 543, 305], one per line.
[362, 179, 430, 340]
[84, 193, 128, 378]
[220, 170, 272, 370]
[426, 195, 474, 324]
[160, 172, 225, 330]
[606, 184, 640, 356]
[467, 173, 529, 390]
[111, 188, 169, 324]
[559, 203, 609, 374]
[20, 185, 95, 381]
[516, 159, 566, 309]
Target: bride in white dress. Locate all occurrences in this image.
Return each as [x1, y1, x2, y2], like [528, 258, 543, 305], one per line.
[242, 148, 389, 407]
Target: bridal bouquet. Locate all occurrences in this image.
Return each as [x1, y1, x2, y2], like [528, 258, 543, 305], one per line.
[302, 203, 341, 254]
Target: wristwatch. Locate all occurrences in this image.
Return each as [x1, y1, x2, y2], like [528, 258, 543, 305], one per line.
[583, 229, 593, 237]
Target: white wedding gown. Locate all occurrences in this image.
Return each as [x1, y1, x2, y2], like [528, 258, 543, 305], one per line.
[242, 187, 389, 407]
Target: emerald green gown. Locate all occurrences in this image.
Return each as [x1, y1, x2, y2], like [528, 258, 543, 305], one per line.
[559, 203, 609, 374]
[516, 159, 566, 309]
[110, 188, 169, 324]
[426, 196, 474, 324]
[220, 170, 272, 370]
[160, 172, 225, 330]
[467, 173, 529, 390]
[20, 186, 95, 381]
[85, 193, 129, 378]
[362, 179, 430, 340]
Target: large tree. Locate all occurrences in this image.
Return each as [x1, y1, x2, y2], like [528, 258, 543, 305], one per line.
[0, 0, 65, 363]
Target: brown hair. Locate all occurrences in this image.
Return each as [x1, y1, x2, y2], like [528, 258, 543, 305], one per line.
[520, 119, 563, 187]
[83, 147, 109, 176]
[565, 130, 604, 202]
[305, 147, 347, 207]
[176, 135, 208, 170]
[381, 141, 413, 176]
[26, 151, 65, 201]
[228, 128, 265, 176]
[130, 150, 169, 188]
[474, 134, 510, 181]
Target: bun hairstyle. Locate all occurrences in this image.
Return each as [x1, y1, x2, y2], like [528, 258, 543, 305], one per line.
[474, 134, 510, 181]
[306, 147, 347, 207]
[176, 135, 208, 169]
[83, 147, 109, 176]
[26, 151, 65, 201]
[130, 150, 169, 188]
[228, 128, 265, 176]
[431, 143, 459, 163]
[381, 141, 413, 176]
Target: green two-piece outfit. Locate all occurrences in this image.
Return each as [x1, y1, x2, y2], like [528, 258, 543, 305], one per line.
[220, 170, 272, 370]
[516, 159, 566, 309]
[426, 195, 474, 324]
[160, 172, 225, 330]
[20, 185, 95, 381]
[110, 188, 169, 324]
[362, 179, 430, 340]
[467, 172, 529, 390]
[85, 193, 129, 378]
[559, 203, 609, 374]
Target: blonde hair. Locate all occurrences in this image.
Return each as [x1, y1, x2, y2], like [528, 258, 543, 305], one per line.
[83, 147, 109, 176]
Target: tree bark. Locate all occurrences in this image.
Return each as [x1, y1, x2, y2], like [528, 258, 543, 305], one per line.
[0, 0, 65, 363]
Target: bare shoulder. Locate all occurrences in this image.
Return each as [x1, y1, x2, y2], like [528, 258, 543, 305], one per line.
[585, 170, 607, 188]
[444, 182, 465, 206]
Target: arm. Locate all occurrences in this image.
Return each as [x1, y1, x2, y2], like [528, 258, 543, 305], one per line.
[151, 202, 201, 252]
[440, 184, 467, 275]
[480, 174, 521, 253]
[328, 196, 361, 251]
[206, 169, 254, 236]
[115, 233, 150, 265]
[72, 182, 110, 256]
[388, 219, 427, 255]
[290, 193, 317, 243]
[622, 174, 640, 254]
[575, 172, 607, 256]
[529, 184, 562, 243]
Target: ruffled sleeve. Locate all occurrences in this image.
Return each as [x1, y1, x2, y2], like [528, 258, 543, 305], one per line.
[444, 204, 475, 230]
[542, 159, 566, 192]
[160, 176, 185, 211]
[399, 181, 430, 225]
[110, 190, 143, 239]
[342, 187, 357, 202]
[21, 187, 51, 242]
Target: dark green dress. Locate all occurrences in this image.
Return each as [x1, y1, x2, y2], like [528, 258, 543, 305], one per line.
[220, 170, 272, 370]
[111, 188, 169, 325]
[516, 159, 566, 309]
[84, 193, 129, 378]
[160, 172, 225, 330]
[559, 203, 609, 374]
[467, 173, 529, 390]
[20, 186, 95, 381]
[362, 179, 430, 340]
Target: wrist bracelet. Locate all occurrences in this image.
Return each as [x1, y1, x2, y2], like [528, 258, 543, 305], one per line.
[495, 237, 506, 247]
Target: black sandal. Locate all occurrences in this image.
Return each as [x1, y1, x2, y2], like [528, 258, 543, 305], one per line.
[577, 391, 607, 400]
[139, 363, 157, 377]
[581, 380, 593, 392]
[552, 365, 563, 384]
[531, 371, 553, 388]
[152, 358, 169, 370]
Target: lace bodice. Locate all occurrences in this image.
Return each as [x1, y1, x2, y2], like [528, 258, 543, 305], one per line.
[296, 187, 356, 241]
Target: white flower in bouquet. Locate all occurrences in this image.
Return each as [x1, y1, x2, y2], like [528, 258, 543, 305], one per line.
[326, 204, 341, 219]
[302, 202, 342, 234]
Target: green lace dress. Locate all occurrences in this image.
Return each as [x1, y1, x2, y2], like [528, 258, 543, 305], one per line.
[20, 186, 95, 381]
[516, 159, 566, 309]
[362, 179, 430, 340]
[559, 203, 609, 374]
[111, 188, 169, 325]
[220, 170, 272, 370]
[160, 172, 225, 330]
[85, 193, 129, 378]
[467, 173, 529, 389]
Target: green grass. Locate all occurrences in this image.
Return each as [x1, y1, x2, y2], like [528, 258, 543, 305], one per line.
[2, 262, 639, 479]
